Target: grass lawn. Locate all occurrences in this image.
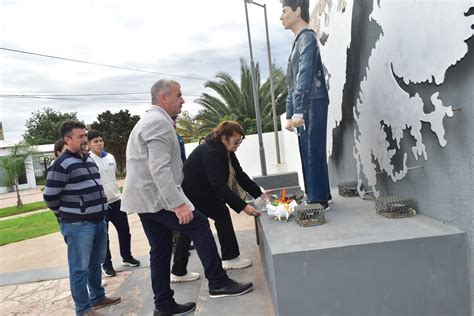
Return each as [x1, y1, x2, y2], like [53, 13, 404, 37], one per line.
[0, 211, 59, 246]
[0, 201, 48, 218]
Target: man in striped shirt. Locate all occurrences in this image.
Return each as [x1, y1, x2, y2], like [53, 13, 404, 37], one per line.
[44, 120, 120, 316]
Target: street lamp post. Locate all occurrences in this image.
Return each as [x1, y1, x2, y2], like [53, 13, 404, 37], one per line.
[245, 0, 282, 164]
[244, 0, 267, 176]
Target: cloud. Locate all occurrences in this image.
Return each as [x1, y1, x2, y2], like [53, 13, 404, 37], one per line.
[1, 0, 294, 142]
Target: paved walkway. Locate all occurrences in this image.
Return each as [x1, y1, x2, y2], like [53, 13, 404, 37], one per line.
[0, 200, 272, 315]
[0, 179, 125, 209]
[0, 186, 45, 209]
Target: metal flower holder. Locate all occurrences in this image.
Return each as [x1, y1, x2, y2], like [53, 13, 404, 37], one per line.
[338, 181, 359, 197]
[295, 203, 326, 227]
[375, 196, 416, 219]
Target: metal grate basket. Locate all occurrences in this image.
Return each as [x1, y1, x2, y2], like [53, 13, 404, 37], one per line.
[375, 196, 416, 219]
[338, 181, 359, 197]
[295, 203, 326, 227]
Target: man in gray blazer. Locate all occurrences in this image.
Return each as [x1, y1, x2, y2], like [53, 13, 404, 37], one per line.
[122, 79, 253, 316]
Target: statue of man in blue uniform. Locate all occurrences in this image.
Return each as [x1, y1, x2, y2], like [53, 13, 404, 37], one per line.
[281, 0, 331, 209]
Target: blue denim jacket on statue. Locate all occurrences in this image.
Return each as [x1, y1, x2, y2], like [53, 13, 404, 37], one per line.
[286, 28, 329, 119]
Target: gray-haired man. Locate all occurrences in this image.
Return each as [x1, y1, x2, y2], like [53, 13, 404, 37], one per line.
[122, 79, 253, 315]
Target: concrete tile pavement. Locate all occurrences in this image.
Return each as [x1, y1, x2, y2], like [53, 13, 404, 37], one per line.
[0, 271, 132, 316]
[0, 209, 255, 275]
[0, 213, 149, 275]
[0, 203, 271, 315]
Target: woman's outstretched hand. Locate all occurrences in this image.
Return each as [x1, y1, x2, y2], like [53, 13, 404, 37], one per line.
[242, 204, 261, 217]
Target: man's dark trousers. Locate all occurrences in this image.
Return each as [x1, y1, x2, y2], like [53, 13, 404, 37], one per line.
[139, 209, 229, 311]
[171, 232, 191, 276]
[104, 199, 132, 267]
[172, 200, 239, 275]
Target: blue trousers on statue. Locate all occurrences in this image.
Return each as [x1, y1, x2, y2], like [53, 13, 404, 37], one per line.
[297, 98, 331, 203]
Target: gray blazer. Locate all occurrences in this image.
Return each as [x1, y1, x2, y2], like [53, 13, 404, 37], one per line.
[121, 106, 194, 214]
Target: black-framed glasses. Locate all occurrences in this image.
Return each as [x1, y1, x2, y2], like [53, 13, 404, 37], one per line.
[229, 135, 244, 145]
[233, 138, 244, 145]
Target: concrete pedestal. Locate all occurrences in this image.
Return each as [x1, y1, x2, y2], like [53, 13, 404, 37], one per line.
[257, 191, 470, 316]
[252, 171, 300, 193]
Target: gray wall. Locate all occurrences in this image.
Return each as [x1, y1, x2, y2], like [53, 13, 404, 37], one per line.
[328, 1, 473, 312]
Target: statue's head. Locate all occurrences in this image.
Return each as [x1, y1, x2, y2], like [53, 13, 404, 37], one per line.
[280, 0, 310, 23]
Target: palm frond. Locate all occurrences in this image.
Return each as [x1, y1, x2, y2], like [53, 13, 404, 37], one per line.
[193, 58, 288, 134]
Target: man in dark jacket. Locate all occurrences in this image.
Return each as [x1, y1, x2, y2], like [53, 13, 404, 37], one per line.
[170, 115, 200, 283]
[44, 120, 120, 316]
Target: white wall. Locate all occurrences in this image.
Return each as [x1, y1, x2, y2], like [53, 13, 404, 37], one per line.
[183, 115, 304, 187]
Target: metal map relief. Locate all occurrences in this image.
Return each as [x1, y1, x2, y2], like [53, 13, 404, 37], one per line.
[310, 0, 474, 197]
[310, 0, 354, 157]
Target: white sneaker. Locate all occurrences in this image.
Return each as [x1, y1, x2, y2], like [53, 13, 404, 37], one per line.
[222, 257, 252, 270]
[170, 272, 200, 283]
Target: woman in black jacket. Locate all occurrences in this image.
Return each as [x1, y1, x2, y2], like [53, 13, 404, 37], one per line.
[171, 121, 266, 281]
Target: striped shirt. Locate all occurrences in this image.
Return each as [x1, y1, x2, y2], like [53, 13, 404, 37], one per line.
[44, 149, 107, 223]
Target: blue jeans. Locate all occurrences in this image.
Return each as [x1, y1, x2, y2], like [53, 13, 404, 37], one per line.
[60, 220, 107, 315]
[298, 98, 331, 203]
[139, 210, 229, 311]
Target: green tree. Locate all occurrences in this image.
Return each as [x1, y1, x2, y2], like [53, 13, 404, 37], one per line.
[176, 111, 204, 143]
[0, 141, 37, 208]
[195, 58, 287, 135]
[23, 107, 78, 144]
[90, 109, 140, 175]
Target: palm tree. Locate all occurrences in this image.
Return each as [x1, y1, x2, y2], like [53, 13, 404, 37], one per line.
[195, 58, 287, 135]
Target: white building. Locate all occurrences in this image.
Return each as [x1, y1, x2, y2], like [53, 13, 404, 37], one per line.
[0, 140, 37, 194]
[0, 139, 57, 193]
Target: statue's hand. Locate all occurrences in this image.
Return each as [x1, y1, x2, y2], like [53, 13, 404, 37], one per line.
[292, 117, 305, 128]
[285, 119, 294, 132]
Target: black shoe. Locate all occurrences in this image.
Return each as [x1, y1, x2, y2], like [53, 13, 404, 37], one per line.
[310, 201, 329, 211]
[154, 302, 196, 316]
[320, 201, 329, 210]
[209, 279, 253, 298]
[122, 257, 140, 267]
[102, 265, 116, 277]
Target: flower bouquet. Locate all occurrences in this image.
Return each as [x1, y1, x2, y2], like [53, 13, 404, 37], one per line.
[266, 189, 301, 222]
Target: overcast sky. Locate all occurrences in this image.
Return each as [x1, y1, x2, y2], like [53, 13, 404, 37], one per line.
[0, 0, 297, 142]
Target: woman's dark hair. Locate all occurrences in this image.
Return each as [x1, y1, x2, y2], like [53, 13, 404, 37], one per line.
[53, 138, 66, 158]
[210, 121, 245, 142]
[281, 0, 309, 23]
